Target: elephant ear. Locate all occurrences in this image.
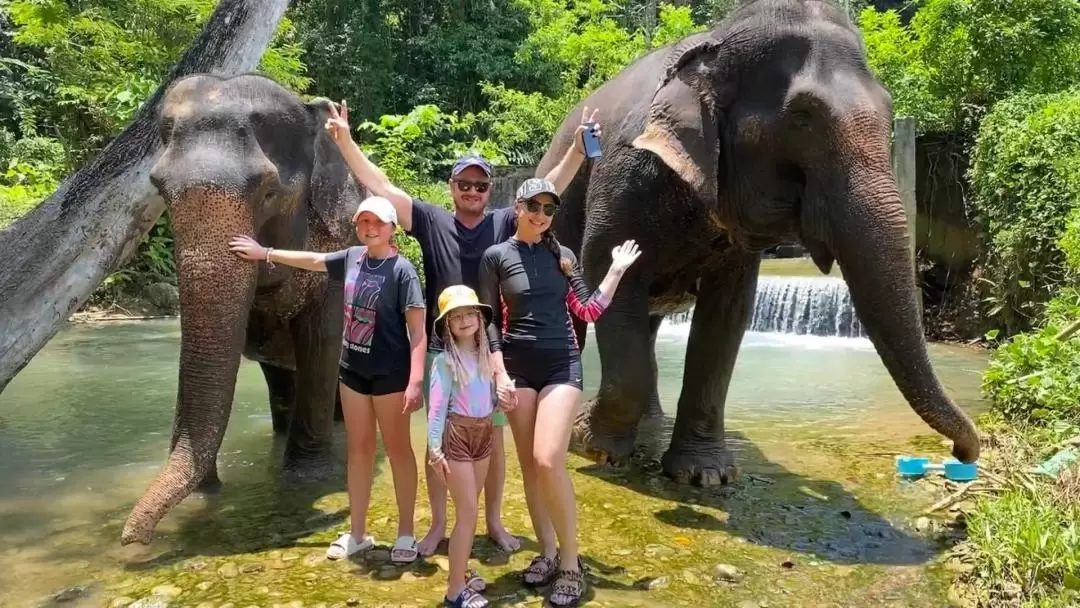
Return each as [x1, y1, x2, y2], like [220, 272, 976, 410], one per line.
[306, 97, 364, 244]
[632, 38, 724, 205]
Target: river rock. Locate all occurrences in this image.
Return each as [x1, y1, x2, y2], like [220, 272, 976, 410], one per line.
[644, 544, 675, 557]
[219, 604, 235, 608]
[681, 569, 702, 585]
[401, 572, 419, 583]
[712, 563, 742, 582]
[434, 557, 450, 571]
[240, 562, 265, 574]
[281, 552, 300, 562]
[636, 576, 670, 590]
[1002, 582, 1022, 599]
[150, 585, 182, 598]
[914, 517, 932, 532]
[945, 558, 974, 574]
[196, 582, 214, 592]
[195, 603, 215, 608]
[367, 549, 391, 563]
[52, 586, 91, 602]
[346, 599, 360, 607]
[110, 598, 135, 608]
[128, 598, 171, 608]
[143, 282, 180, 313]
[218, 563, 239, 578]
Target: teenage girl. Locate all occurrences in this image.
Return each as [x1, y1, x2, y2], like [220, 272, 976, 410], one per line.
[477, 178, 641, 607]
[426, 284, 511, 608]
[228, 196, 426, 564]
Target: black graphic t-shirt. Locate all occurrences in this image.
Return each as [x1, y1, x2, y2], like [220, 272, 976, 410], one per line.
[406, 199, 515, 351]
[325, 246, 425, 377]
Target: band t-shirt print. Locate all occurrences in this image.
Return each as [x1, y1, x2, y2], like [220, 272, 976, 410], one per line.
[325, 246, 425, 377]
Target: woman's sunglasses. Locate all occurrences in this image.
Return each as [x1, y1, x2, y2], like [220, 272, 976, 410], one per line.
[521, 199, 558, 217]
[453, 179, 490, 193]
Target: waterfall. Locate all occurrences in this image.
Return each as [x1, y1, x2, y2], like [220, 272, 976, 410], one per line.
[666, 276, 865, 338]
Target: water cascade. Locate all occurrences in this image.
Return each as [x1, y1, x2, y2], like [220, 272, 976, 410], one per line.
[668, 276, 865, 338]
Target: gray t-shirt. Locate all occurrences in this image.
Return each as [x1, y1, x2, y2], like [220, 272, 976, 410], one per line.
[325, 246, 425, 377]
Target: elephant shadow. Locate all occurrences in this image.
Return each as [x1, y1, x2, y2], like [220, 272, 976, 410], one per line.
[117, 427, 372, 571]
[574, 418, 946, 567]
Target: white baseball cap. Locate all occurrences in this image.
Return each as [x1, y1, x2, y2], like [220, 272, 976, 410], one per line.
[353, 196, 398, 225]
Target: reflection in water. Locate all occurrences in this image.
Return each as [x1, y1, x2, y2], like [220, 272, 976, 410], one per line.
[0, 317, 987, 605]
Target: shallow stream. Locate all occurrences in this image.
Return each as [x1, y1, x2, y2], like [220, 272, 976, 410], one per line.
[0, 266, 987, 607]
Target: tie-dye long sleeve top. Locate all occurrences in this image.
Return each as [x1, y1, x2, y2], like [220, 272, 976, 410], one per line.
[427, 350, 495, 459]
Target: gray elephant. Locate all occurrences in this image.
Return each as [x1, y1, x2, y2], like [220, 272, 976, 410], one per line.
[537, 0, 980, 484]
[120, 73, 361, 545]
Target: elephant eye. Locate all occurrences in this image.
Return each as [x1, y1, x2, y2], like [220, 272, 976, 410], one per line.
[789, 109, 813, 130]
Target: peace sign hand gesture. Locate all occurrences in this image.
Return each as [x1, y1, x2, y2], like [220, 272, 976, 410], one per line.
[325, 99, 352, 145]
[610, 239, 642, 275]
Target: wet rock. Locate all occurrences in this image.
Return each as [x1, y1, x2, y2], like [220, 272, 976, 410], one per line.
[401, 572, 419, 583]
[304, 554, 324, 566]
[269, 558, 289, 570]
[346, 599, 360, 607]
[196, 582, 214, 592]
[613, 549, 632, 556]
[52, 586, 91, 602]
[635, 575, 671, 590]
[736, 602, 761, 608]
[240, 562, 265, 574]
[219, 604, 235, 608]
[780, 558, 795, 569]
[434, 557, 450, 571]
[947, 585, 975, 608]
[680, 570, 702, 585]
[644, 544, 675, 557]
[712, 564, 742, 582]
[914, 517, 932, 532]
[109, 598, 135, 608]
[144, 282, 180, 313]
[195, 603, 215, 608]
[109, 579, 138, 591]
[281, 553, 300, 562]
[286, 601, 304, 608]
[149, 585, 182, 598]
[945, 558, 974, 574]
[128, 598, 170, 608]
[217, 563, 239, 578]
[182, 560, 208, 572]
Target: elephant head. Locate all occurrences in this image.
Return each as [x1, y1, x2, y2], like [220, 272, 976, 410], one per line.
[632, 2, 980, 462]
[120, 74, 361, 545]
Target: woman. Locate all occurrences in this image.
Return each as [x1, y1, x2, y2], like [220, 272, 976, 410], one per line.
[477, 178, 641, 607]
[228, 196, 426, 564]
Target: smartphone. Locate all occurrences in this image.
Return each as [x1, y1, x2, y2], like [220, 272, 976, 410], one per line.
[581, 121, 602, 158]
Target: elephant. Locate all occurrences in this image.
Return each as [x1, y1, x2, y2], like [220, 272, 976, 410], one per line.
[536, 0, 981, 485]
[120, 73, 362, 545]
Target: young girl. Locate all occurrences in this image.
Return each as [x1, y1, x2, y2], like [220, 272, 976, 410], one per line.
[478, 178, 641, 607]
[228, 195, 426, 564]
[427, 284, 509, 608]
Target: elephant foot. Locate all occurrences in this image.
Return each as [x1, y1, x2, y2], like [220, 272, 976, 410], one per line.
[571, 399, 639, 465]
[661, 441, 738, 487]
[195, 464, 223, 495]
[282, 451, 340, 485]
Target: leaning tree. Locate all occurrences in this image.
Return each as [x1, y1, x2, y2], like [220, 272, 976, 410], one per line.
[0, 0, 291, 393]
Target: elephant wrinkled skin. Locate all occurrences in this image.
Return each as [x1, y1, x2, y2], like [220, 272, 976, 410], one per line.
[537, 0, 980, 485]
[120, 74, 361, 545]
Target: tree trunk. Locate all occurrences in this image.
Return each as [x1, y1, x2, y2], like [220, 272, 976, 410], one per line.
[0, 0, 290, 394]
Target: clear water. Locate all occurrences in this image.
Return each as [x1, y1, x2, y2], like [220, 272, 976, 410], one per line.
[0, 314, 987, 605]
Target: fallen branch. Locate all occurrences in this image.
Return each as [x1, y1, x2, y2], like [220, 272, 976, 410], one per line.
[923, 481, 979, 514]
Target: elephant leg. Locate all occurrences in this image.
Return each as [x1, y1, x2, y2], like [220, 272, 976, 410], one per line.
[334, 391, 344, 422]
[663, 252, 761, 486]
[259, 362, 295, 435]
[637, 314, 666, 432]
[197, 463, 222, 493]
[283, 298, 340, 479]
[574, 283, 652, 464]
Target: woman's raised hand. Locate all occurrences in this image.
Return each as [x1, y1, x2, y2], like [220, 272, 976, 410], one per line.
[325, 99, 351, 144]
[610, 239, 642, 274]
[572, 106, 602, 155]
[229, 235, 267, 262]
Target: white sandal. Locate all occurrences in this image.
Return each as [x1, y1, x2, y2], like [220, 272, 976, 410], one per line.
[390, 535, 418, 564]
[326, 532, 374, 560]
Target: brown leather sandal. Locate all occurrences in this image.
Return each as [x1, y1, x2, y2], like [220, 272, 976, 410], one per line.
[521, 554, 557, 587]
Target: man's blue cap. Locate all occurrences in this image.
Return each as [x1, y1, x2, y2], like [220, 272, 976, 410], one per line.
[450, 153, 492, 178]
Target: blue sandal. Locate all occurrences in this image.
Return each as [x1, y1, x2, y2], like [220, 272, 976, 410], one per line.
[444, 587, 488, 608]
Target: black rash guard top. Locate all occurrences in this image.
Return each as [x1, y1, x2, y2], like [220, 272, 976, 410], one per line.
[478, 237, 612, 352]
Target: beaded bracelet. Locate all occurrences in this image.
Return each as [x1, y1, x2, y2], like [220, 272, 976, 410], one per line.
[265, 247, 275, 269]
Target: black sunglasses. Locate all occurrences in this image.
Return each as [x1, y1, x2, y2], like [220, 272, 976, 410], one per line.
[453, 179, 490, 193]
[521, 198, 558, 217]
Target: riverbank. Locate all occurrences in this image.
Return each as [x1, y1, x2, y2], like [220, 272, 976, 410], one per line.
[944, 415, 1080, 608]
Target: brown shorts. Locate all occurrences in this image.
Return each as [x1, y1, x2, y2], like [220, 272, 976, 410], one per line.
[443, 413, 493, 462]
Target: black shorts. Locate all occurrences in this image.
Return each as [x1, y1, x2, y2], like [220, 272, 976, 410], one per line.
[502, 346, 583, 392]
[339, 365, 410, 396]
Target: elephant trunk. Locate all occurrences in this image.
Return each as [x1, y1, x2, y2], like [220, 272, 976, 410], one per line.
[828, 165, 980, 463]
[120, 190, 257, 545]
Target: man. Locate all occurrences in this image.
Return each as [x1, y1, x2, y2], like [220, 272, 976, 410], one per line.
[325, 99, 600, 554]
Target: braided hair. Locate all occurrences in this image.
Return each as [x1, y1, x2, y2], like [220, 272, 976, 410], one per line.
[540, 228, 575, 278]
